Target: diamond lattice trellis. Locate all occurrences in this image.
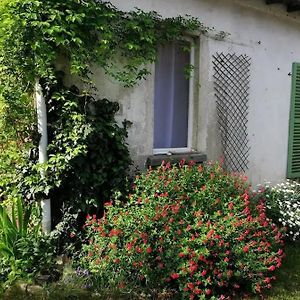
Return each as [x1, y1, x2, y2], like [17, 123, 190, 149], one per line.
[213, 53, 251, 173]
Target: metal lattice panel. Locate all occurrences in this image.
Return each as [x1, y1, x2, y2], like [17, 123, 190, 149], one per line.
[213, 53, 251, 173]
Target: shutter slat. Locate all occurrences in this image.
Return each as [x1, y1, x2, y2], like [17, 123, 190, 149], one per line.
[287, 62, 300, 178]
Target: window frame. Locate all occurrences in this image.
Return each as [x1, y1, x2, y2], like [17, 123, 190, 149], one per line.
[153, 37, 195, 155]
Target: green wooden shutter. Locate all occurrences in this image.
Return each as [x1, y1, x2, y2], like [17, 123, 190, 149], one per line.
[287, 62, 300, 178]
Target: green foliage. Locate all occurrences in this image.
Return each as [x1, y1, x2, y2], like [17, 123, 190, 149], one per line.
[45, 80, 131, 212]
[81, 162, 285, 299]
[0, 0, 205, 226]
[0, 0, 203, 88]
[0, 198, 33, 257]
[0, 199, 57, 290]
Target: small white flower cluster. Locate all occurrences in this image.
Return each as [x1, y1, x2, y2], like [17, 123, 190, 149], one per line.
[266, 180, 300, 241]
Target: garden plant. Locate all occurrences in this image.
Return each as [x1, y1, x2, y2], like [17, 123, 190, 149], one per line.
[0, 0, 210, 292]
[81, 161, 285, 299]
[263, 180, 300, 242]
[0, 0, 297, 298]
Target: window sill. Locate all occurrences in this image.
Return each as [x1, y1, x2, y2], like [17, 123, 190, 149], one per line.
[146, 152, 207, 168]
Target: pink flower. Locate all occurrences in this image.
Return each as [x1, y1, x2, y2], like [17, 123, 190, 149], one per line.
[158, 263, 164, 269]
[264, 277, 271, 284]
[206, 289, 212, 295]
[268, 265, 276, 271]
[278, 249, 283, 256]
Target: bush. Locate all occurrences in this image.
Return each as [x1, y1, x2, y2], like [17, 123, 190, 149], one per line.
[81, 161, 284, 299]
[263, 180, 300, 242]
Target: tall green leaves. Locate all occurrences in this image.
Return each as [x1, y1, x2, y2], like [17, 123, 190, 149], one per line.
[0, 198, 37, 258]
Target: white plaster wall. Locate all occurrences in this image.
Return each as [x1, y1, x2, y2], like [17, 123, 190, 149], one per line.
[92, 0, 300, 184]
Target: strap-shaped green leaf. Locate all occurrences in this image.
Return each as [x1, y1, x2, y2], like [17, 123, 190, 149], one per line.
[0, 242, 14, 257]
[16, 198, 24, 234]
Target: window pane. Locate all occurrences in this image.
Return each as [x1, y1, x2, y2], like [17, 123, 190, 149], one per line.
[154, 41, 190, 149]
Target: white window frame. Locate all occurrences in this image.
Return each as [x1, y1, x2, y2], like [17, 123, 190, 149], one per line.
[153, 38, 195, 155]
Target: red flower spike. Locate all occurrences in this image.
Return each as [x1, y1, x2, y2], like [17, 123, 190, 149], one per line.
[268, 265, 276, 271]
[170, 273, 180, 280]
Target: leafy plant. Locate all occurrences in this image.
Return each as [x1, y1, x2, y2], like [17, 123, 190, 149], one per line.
[81, 161, 285, 299]
[0, 0, 206, 237]
[0, 199, 57, 290]
[0, 198, 35, 257]
[262, 180, 300, 242]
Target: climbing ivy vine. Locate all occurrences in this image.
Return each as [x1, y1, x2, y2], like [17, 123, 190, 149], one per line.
[0, 0, 218, 237]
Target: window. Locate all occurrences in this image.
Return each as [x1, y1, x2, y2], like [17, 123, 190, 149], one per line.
[153, 39, 194, 154]
[287, 62, 300, 178]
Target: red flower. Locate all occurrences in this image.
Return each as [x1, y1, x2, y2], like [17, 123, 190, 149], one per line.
[268, 265, 276, 271]
[146, 247, 152, 254]
[109, 229, 121, 237]
[158, 263, 164, 269]
[264, 277, 271, 284]
[278, 249, 283, 256]
[194, 288, 201, 295]
[171, 273, 180, 279]
[207, 229, 214, 239]
[187, 282, 195, 290]
[201, 270, 207, 276]
[135, 246, 142, 253]
[126, 243, 133, 251]
[179, 159, 186, 167]
[118, 282, 125, 289]
[205, 289, 212, 295]
[188, 160, 195, 167]
[243, 246, 249, 253]
[189, 264, 198, 273]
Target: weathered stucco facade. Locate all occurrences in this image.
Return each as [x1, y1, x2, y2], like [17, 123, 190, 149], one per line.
[89, 0, 300, 185]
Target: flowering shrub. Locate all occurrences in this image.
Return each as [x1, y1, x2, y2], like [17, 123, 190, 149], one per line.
[82, 162, 284, 299]
[263, 180, 300, 242]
